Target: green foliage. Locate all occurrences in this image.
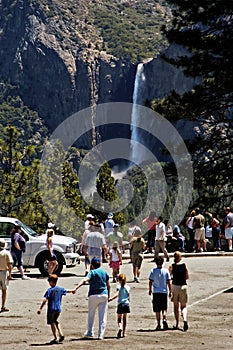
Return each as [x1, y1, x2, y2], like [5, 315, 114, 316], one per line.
[0, 125, 46, 227]
[90, 0, 171, 62]
[96, 161, 118, 205]
[0, 83, 48, 156]
[160, 0, 233, 118]
[92, 161, 124, 225]
[31, 0, 171, 62]
[38, 140, 86, 239]
[152, 0, 233, 212]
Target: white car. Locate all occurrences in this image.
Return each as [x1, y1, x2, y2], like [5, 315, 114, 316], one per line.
[0, 217, 80, 276]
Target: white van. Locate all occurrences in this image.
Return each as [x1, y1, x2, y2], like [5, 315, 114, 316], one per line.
[0, 217, 80, 276]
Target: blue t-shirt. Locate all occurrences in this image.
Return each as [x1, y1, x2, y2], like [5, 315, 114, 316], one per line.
[149, 267, 171, 294]
[87, 267, 109, 297]
[44, 286, 67, 313]
[105, 218, 115, 235]
[116, 284, 130, 306]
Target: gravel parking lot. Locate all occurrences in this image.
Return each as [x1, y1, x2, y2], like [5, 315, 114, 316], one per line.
[1, 254, 233, 349]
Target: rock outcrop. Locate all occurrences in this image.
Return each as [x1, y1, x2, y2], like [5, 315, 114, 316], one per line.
[0, 0, 195, 148]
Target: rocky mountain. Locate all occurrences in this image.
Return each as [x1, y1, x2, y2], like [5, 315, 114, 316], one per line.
[0, 0, 194, 148]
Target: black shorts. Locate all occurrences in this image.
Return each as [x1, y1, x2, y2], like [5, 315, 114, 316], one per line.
[48, 252, 57, 261]
[152, 293, 168, 312]
[117, 303, 130, 314]
[47, 311, 60, 324]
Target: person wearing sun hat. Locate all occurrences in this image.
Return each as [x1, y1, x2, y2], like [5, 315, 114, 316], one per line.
[0, 238, 13, 312]
[74, 257, 110, 340]
[105, 212, 115, 236]
[45, 222, 56, 235]
[80, 214, 95, 276]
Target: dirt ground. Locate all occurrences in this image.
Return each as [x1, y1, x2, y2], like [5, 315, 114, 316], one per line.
[1, 254, 233, 350]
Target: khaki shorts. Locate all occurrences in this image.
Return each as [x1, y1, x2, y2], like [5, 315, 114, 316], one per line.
[194, 227, 205, 241]
[0, 270, 8, 291]
[132, 252, 143, 268]
[172, 284, 188, 304]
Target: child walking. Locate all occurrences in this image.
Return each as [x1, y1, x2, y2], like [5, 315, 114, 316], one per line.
[109, 241, 122, 283]
[149, 256, 172, 331]
[46, 229, 58, 275]
[109, 273, 130, 338]
[37, 274, 74, 344]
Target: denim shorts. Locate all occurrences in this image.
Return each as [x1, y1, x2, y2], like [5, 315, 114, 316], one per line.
[225, 227, 233, 239]
[11, 248, 23, 268]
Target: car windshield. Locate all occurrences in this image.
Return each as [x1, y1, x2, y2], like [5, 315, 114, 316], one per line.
[16, 220, 38, 237]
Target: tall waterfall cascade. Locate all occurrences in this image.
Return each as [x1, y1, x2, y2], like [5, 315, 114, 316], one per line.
[130, 63, 147, 165]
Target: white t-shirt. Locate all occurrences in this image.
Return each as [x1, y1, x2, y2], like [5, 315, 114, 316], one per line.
[187, 217, 194, 229]
[85, 220, 90, 232]
[156, 222, 166, 240]
[110, 248, 120, 262]
[205, 225, 212, 238]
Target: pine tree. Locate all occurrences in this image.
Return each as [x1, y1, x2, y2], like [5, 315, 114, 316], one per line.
[95, 161, 118, 214]
[159, 0, 233, 119]
[0, 125, 45, 226]
[152, 0, 233, 212]
[39, 140, 85, 238]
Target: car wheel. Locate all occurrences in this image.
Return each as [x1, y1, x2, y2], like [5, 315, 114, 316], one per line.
[37, 251, 64, 276]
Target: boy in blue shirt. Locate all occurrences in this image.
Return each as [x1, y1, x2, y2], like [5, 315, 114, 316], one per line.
[149, 256, 172, 330]
[37, 274, 74, 344]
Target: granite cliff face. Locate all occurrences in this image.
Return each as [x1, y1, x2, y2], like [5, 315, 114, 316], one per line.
[0, 0, 194, 148]
[0, 0, 136, 146]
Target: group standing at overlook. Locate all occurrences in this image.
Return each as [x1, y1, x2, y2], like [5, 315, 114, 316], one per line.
[0, 206, 233, 344]
[78, 207, 233, 276]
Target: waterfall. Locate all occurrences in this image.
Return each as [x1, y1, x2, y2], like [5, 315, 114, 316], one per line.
[130, 63, 146, 164]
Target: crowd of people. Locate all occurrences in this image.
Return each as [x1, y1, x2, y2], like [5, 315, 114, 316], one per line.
[78, 207, 233, 285]
[141, 207, 233, 254]
[0, 206, 233, 343]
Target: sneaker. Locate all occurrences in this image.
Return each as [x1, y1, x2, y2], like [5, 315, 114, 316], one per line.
[135, 277, 140, 283]
[84, 332, 94, 338]
[183, 321, 189, 331]
[117, 329, 122, 338]
[163, 320, 169, 330]
[195, 249, 203, 253]
[98, 336, 103, 340]
[155, 325, 161, 331]
[59, 335, 65, 342]
[22, 275, 30, 280]
[50, 338, 58, 344]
